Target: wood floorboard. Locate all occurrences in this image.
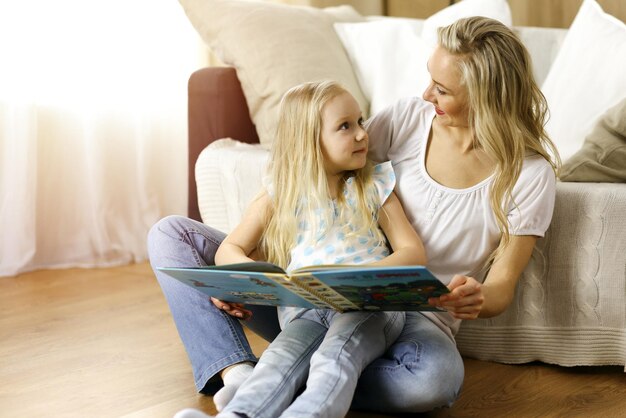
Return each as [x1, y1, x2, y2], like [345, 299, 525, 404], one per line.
[1, 263, 624, 418]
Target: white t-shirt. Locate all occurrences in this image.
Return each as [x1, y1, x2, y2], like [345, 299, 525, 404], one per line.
[366, 97, 557, 337]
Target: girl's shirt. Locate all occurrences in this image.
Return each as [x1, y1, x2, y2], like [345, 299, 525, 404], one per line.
[266, 162, 396, 328]
[285, 161, 395, 272]
[366, 97, 557, 338]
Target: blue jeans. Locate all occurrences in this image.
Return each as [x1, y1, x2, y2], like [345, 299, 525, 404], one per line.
[223, 310, 404, 418]
[147, 215, 464, 413]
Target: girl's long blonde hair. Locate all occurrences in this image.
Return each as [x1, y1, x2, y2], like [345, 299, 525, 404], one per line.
[438, 17, 561, 262]
[260, 81, 385, 269]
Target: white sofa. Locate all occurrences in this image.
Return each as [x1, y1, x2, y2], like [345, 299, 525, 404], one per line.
[184, 0, 626, 369]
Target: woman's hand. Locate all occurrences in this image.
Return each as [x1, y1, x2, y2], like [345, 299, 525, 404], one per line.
[428, 275, 485, 320]
[210, 297, 253, 320]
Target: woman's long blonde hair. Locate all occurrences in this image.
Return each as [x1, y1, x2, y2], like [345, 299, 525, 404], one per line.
[438, 17, 561, 261]
[260, 81, 385, 269]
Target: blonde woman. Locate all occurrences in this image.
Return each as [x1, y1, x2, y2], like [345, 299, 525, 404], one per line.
[150, 16, 559, 414]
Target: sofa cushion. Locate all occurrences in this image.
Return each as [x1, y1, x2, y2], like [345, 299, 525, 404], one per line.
[334, 19, 430, 115]
[179, 0, 367, 148]
[512, 26, 568, 86]
[421, 0, 512, 47]
[335, 0, 512, 115]
[560, 97, 626, 183]
[542, 0, 626, 162]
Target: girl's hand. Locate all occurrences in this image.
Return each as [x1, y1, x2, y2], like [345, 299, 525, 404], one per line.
[210, 297, 253, 320]
[428, 275, 484, 320]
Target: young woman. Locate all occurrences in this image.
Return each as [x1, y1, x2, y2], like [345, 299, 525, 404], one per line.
[148, 16, 560, 414]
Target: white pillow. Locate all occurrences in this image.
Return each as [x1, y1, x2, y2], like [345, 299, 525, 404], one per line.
[542, 0, 626, 162]
[335, 0, 513, 115]
[335, 20, 431, 116]
[421, 0, 512, 47]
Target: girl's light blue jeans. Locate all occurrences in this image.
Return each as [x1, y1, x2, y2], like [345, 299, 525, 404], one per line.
[147, 215, 464, 413]
[222, 309, 404, 418]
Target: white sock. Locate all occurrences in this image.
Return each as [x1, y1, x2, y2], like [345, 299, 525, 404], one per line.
[213, 363, 254, 412]
[172, 408, 240, 418]
[172, 408, 212, 418]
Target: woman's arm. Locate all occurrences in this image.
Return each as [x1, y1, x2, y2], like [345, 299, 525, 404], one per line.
[429, 235, 537, 319]
[215, 190, 271, 265]
[370, 191, 428, 267]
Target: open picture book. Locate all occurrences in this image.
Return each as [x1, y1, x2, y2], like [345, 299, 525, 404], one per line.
[158, 262, 449, 312]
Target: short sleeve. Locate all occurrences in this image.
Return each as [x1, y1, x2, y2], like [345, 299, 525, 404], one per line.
[262, 174, 275, 199]
[507, 156, 557, 237]
[366, 97, 435, 164]
[343, 162, 395, 209]
[365, 104, 395, 163]
[372, 161, 396, 207]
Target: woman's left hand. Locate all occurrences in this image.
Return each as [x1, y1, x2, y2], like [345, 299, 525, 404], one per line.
[428, 275, 485, 320]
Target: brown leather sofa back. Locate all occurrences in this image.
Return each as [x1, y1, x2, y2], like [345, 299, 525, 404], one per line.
[188, 67, 259, 221]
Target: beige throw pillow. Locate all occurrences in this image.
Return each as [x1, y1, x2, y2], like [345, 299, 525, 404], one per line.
[560, 97, 626, 183]
[179, 0, 367, 147]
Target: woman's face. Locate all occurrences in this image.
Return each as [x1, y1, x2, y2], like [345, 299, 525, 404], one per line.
[423, 45, 470, 128]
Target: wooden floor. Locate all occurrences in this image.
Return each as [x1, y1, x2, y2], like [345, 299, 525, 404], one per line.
[1, 263, 624, 418]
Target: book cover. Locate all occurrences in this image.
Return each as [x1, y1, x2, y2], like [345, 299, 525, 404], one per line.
[157, 262, 449, 312]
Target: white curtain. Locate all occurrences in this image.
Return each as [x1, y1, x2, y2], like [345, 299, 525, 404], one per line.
[0, 1, 207, 276]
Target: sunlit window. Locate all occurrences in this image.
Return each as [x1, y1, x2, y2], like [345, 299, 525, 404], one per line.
[0, 1, 203, 109]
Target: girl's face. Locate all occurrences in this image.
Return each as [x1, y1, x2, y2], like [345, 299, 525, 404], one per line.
[320, 92, 368, 176]
[423, 45, 470, 128]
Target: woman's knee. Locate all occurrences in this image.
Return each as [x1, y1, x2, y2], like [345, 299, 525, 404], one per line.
[147, 215, 225, 260]
[148, 215, 195, 245]
[354, 340, 464, 412]
[148, 215, 186, 252]
[385, 357, 463, 411]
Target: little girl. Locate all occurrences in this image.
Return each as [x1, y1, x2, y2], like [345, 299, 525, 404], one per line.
[177, 80, 426, 418]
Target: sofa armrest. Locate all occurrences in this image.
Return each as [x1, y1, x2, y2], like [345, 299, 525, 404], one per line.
[188, 66, 259, 221]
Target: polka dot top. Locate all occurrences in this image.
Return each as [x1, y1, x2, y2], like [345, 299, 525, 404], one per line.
[285, 161, 396, 272]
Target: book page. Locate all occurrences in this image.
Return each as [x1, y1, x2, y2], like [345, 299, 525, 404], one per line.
[291, 264, 366, 274]
[202, 261, 287, 274]
[300, 266, 449, 311]
[288, 274, 360, 311]
[265, 273, 338, 310]
[158, 266, 328, 309]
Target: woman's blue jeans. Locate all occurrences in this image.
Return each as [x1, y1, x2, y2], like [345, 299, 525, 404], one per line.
[147, 215, 464, 413]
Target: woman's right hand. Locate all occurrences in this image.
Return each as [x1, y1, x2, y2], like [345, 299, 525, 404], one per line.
[210, 297, 253, 320]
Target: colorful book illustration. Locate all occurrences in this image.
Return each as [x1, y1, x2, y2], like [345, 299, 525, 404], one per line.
[158, 262, 449, 312]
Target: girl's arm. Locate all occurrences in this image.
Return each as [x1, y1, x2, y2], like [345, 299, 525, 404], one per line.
[371, 191, 427, 267]
[211, 190, 271, 320]
[215, 190, 271, 265]
[428, 235, 537, 319]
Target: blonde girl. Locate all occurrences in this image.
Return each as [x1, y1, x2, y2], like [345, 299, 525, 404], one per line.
[188, 80, 425, 418]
